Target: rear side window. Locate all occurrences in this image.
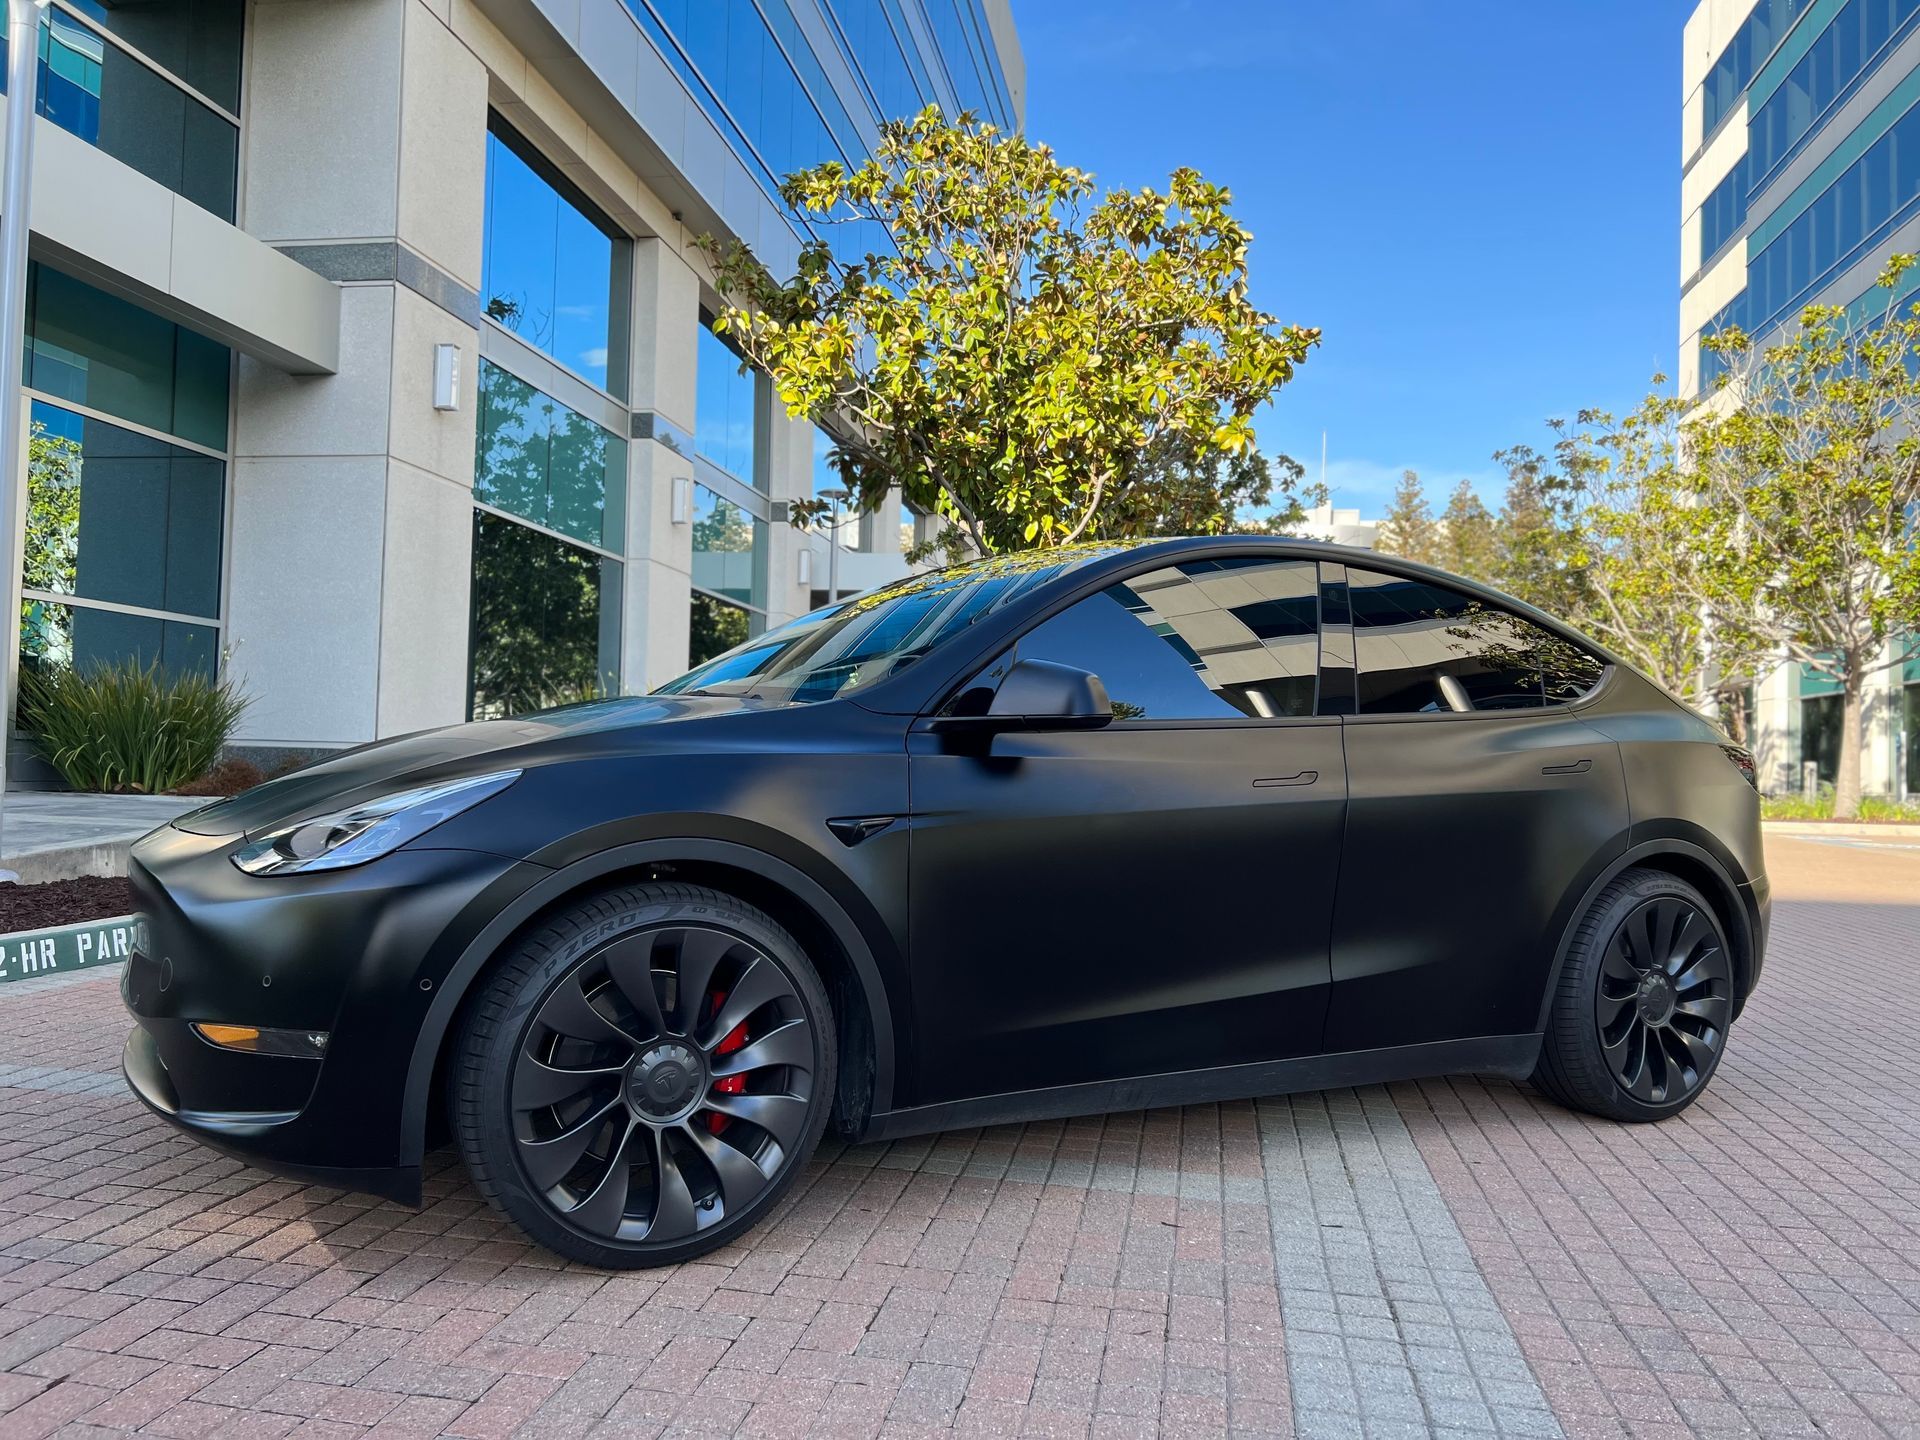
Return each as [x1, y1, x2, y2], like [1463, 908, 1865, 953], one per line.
[1012, 557, 1320, 720]
[1347, 568, 1603, 714]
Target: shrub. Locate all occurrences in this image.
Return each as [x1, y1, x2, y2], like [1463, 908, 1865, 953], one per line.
[1761, 789, 1920, 823]
[21, 661, 248, 795]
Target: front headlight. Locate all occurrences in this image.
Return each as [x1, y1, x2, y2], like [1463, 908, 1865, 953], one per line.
[231, 770, 521, 875]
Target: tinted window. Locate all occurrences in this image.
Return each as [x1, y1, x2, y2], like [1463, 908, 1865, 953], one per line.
[1348, 568, 1603, 714]
[1014, 558, 1320, 721]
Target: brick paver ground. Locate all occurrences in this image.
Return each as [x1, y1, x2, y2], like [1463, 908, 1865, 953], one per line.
[1, 835, 1914, 1438]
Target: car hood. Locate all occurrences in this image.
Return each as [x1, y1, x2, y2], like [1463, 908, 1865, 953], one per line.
[172, 693, 775, 839]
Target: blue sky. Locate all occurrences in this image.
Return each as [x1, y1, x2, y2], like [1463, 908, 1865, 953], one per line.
[1015, 0, 1686, 517]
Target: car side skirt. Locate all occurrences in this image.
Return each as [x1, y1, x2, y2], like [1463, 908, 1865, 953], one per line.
[856, 1034, 1541, 1144]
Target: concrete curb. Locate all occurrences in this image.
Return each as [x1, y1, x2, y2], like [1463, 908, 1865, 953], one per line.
[1764, 819, 1920, 839]
[1, 840, 140, 884]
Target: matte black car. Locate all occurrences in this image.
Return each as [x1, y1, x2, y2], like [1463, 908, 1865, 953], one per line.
[122, 538, 1768, 1267]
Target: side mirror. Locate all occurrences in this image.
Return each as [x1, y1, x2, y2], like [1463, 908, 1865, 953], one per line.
[933, 658, 1112, 733]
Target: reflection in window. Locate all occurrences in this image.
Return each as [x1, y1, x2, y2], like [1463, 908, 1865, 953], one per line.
[29, 10, 239, 220]
[1014, 559, 1321, 721]
[26, 263, 231, 451]
[696, 322, 759, 483]
[1749, 0, 1920, 183]
[481, 117, 629, 395]
[1800, 692, 1843, 786]
[468, 512, 622, 720]
[53, 0, 243, 111]
[23, 401, 223, 620]
[1348, 568, 1603, 714]
[475, 359, 627, 551]
[1903, 682, 1919, 796]
[690, 484, 762, 607]
[19, 600, 215, 692]
[689, 590, 751, 668]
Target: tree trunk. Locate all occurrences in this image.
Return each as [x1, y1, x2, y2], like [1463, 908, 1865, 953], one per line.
[1834, 670, 1866, 820]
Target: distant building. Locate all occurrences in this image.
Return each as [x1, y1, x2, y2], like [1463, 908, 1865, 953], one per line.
[1680, 0, 1917, 796]
[1290, 503, 1382, 550]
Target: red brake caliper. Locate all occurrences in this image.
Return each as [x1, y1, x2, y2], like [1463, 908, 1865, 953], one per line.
[706, 988, 747, 1134]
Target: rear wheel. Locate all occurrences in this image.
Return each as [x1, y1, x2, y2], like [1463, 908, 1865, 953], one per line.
[1532, 867, 1734, 1121]
[451, 883, 835, 1268]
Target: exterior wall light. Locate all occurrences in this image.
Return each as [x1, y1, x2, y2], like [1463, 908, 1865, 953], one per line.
[797, 547, 813, 585]
[432, 343, 459, 410]
[671, 474, 691, 524]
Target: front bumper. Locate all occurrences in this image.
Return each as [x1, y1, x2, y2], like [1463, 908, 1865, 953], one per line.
[120, 824, 544, 1205]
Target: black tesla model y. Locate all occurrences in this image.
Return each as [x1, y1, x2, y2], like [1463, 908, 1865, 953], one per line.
[122, 538, 1767, 1266]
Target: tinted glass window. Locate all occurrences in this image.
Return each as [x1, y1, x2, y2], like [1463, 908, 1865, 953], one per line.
[468, 511, 621, 720]
[1014, 558, 1320, 721]
[474, 359, 626, 551]
[1348, 568, 1603, 714]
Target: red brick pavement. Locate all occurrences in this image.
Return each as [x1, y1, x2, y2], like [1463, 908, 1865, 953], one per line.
[1398, 894, 1920, 1439]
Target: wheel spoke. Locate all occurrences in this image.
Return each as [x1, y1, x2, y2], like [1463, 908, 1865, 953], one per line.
[1666, 1022, 1719, 1081]
[1672, 947, 1724, 994]
[1672, 996, 1725, 1023]
[602, 932, 669, 1040]
[1600, 942, 1642, 985]
[683, 1121, 776, 1212]
[700, 958, 794, 1050]
[1665, 909, 1707, 972]
[517, 1096, 622, 1191]
[513, 1052, 625, 1111]
[536, 976, 644, 1050]
[631, 1127, 700, 1243]
[563, 1116, 639, 1236]
[674, 931, 742, 1033]
[712, 1016, 812, 1079]
[1643, 900, 1676, 973]
[703, 1090, 809, 1150]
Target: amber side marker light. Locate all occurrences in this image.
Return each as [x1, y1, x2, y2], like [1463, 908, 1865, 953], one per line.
[191, 1023, 329, 1058]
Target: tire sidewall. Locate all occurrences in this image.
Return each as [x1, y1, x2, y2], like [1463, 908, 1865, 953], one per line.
[454, 885, 837, 1268]
[1552, 870, 1733, 1122]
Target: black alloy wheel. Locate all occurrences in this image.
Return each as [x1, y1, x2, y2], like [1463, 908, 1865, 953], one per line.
[453, 884, 835, 1267]
[1594, 894, 1733, 1105]
[1531, 867, 1735, 1122]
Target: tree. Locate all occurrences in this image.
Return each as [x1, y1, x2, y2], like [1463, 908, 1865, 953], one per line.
[1690, 259, 1920, 818]
[1489, 443, 1584, 617]
[1513, 386, 1764, 717]
[1436, 479, 1499, 582]
[1095, 433, 1314, 539]
[1376, 469, 1438, 564]
[700, 109, 1319, 555]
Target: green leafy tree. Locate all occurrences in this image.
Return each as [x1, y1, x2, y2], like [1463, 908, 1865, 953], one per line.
[700, 108, 1319, 554]
[1489, 443, 1584, 617]
[1692, 259, 1920, 817]
[1436, 479, 1499, 582]
[1095, 433, 1314, 539]
[1376, 469, 1438, 564]
[1514, 386, 1764, 716]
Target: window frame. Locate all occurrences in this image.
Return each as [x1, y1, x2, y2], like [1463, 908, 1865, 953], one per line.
[1334, 565, 1614, 724]
[933, 550, 1335, 730]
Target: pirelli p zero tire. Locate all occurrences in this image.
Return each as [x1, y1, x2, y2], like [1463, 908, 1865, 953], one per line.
[1531, 867, 1735, 1123]
[451, 883, 836, 1269]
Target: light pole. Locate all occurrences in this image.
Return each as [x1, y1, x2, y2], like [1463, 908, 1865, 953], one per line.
[0, 0, 46, 879]
[819, 488, 850, 607]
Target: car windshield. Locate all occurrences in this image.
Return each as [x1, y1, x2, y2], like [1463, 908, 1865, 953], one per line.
[657, 546, 1127, 705]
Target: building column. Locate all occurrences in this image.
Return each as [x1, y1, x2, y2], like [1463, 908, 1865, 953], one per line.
[762, 407, 815, 628]
[623, 237, 700, 691]
[226, 0, 485, 752]
[1753, 653, 1797, 794]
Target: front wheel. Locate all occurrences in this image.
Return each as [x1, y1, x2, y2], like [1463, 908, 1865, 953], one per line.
[451, 883, 836, 1268]
[1532, 867, 1735, 1122]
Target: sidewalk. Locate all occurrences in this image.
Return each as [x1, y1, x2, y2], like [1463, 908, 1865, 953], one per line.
[0, 793, 200, 882]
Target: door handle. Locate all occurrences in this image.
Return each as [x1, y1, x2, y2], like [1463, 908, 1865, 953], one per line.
[1542, 759, 1593, 776]
[1253, 770, 1318, 788]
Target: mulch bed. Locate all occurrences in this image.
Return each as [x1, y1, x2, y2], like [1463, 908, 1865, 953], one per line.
[0, 877, 135, 934]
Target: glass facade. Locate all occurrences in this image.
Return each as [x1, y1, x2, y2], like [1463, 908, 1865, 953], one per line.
[17, 261, 232, 694]
[1, 2, 242, 221]
[1702, 0, 1817, 137]
[1750, 0, 1920, 184]
[689, 590, 752, 668]
[475, 360, 627, 552]
[696, 322, 759, 484]
[481, 117, 631, 396]
[468, 513, 622, 720]
[1904, 681, 1919, 795]
[690, 484, 763, 608]
[25, 263, 231, 452]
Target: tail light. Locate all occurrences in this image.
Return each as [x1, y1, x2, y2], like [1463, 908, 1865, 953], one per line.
[1720, 744, 1758, 790]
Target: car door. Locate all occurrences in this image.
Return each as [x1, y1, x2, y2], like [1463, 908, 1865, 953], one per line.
[1320, 564, 1630, 1052]
[904, 555, 1347, 1107]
